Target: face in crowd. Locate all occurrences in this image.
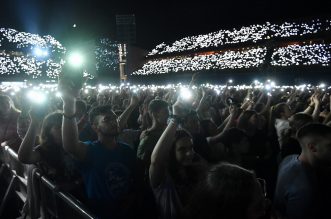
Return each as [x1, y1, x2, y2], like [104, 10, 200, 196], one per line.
[93, 111, 120, 137]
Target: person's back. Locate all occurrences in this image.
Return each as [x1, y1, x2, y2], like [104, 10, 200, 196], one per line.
[274, 155, 318, 219]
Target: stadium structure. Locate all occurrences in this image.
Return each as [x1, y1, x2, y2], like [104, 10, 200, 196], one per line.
[130, 18, 331, 84]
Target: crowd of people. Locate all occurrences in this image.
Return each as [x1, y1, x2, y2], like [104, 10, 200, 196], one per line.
[147, 19, 330, 56]
[1, 72, 331, 219]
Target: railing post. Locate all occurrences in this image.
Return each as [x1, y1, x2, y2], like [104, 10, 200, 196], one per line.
[0, 175, 17, 217]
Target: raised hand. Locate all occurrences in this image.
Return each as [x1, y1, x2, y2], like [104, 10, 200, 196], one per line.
[58, 78, 80, 104]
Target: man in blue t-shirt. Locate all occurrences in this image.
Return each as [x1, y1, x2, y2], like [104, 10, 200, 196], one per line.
[274, 123, 331, 219]
[59, 79, 142, 219]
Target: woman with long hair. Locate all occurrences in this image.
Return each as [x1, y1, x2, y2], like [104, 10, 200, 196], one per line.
[149, 99, 206, 219]
[18, 110, 78, 182]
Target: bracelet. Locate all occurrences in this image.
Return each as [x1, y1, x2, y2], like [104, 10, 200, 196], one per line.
[62, 113, 76, 119]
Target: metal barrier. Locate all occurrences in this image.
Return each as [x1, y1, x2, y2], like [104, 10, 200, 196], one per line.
[0, 145, 96, 219]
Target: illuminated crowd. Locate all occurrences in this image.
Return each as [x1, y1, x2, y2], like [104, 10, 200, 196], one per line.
[1, 75, 331, 219]
[147, 19, 331, 56]
[134, 43, 331, 75]
[1, 17, 331, 219]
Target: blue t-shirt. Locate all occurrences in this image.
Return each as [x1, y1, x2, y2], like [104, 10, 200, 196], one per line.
[274, 155, 319, 219]
[76, 141, 137, 218]
[77, 140, 136, 200]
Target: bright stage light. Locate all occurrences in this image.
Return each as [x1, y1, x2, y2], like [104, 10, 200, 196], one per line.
[68, 52, 84, 67]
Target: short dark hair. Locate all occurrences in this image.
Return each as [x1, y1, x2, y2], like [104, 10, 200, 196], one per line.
[148, 99, 168, 114]
[89, 105, 114, 124]
[297, 123, 331, 141]
[183, 163, 257, 219]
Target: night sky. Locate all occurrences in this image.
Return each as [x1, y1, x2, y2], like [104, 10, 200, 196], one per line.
[0, 0, 330, 49]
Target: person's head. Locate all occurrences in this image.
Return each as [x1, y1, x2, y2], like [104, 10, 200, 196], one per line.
[183, 163, 266, 219]
[181, 110, 201, 134]
[289, 113, 313, 135]
[237, 110, 258, 136]
[272, 103, 291, 120]
[168, 130, 195, 180]
[297, 123, 331, 167]
[148, 99, 169, 126]
[0, 95, 17, 117]
[40, 111, 63, 146]
[89, 105, 119, 137]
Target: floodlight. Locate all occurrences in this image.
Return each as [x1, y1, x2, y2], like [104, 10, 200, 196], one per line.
[68, 52, 84, 67]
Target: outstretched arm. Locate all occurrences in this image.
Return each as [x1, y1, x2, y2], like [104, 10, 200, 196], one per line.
[149, 100, 183, 188]
[59, 79, 88, 161]
[117, 94, 140, 131]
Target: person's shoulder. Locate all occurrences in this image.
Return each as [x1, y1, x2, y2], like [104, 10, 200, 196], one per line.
[280, 155, 299, 166]
[279, 155, 301, 175]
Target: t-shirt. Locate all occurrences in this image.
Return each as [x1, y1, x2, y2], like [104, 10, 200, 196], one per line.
[274, 155, 320, 219]
[153, 173, 183, 219]
[76, 141, 137, 219]
[137, 129, 164, 167]
[36, 144, 79, 183]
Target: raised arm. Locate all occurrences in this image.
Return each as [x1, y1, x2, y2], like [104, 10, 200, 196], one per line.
[59, 79, 87, 161]
[117, 94, 139, 131]
[259, 94, 272, 115]
[18, 108, 43, 164]
[312, 94, 321, 122]
[207, 106, 239, 145]
[149, 100, 183, 188]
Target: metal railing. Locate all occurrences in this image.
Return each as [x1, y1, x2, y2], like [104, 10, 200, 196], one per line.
[0, 145, 96, 219]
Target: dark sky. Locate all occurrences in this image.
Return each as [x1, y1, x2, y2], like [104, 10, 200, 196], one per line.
[0, 0, 330, 49]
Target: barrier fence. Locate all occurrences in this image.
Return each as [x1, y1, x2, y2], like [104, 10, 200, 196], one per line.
[0, 145, 96, 219]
